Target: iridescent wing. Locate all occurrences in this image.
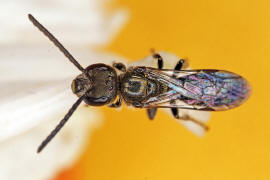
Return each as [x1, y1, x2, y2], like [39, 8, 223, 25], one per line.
[140, 67, 251, 111]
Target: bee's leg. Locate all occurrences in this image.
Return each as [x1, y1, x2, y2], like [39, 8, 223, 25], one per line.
[108, 97, 122, 108]
[170, 100, 180, 119]
[113, 62, 126, 72]
[147, 108, 157, 120]
[170, 102, 208, 130]
[178, 114, 209, 131]
[151, 50, 163, 69]
[174, 59, 186, 71]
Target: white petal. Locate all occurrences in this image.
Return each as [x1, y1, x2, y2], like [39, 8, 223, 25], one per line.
[0, 106, 101, 180]
[0, 0, 128, 46]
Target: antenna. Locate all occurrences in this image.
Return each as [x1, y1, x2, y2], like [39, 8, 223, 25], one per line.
[28, 14, 85, 72]
[37, 94, 86, 153]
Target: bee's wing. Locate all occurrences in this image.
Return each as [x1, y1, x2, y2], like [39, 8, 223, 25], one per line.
[143, 68, 251, 111]
[130, 51, 211, 136]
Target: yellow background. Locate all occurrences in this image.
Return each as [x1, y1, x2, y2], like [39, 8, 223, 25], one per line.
[56, 0, 270, 179]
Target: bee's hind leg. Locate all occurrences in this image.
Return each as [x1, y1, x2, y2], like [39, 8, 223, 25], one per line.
[170, 100, 209, 130]
[177, 114, 209, 131]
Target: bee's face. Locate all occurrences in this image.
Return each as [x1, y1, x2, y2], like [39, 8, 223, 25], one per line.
[71, 74, 91, 97]
[72, 63, 118, 106]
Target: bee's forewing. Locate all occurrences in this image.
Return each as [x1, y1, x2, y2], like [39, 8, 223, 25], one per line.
[130, 51, 211, 136]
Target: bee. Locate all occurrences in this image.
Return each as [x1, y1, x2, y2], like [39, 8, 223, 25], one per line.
[28, 14, 251, 153]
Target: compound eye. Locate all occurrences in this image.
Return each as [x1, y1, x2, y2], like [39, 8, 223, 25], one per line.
[71, 79, 77, 94]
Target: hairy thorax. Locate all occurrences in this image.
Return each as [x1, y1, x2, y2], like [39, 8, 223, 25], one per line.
[120, 67, 167, 107]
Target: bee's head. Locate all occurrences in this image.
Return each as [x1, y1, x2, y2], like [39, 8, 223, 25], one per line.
[71, 63, 118, 106]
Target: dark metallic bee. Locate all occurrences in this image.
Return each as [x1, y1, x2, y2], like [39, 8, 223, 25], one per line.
[28, 14, 251, 153]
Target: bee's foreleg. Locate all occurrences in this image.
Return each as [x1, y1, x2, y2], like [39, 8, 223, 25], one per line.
[113, 62, 126, 72]
[147, 108, 157, 120]
[108, 97, 122, 108]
